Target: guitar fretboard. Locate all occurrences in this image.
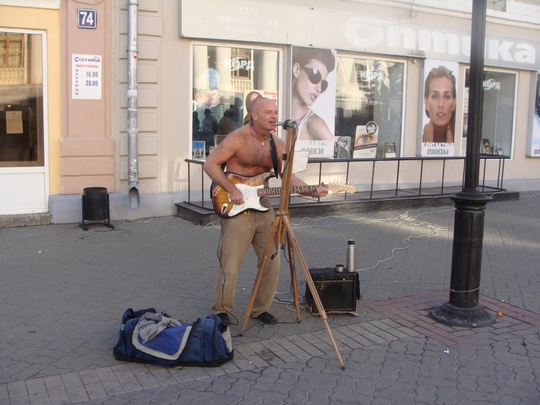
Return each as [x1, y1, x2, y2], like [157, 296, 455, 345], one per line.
[257, 185, 318, 197]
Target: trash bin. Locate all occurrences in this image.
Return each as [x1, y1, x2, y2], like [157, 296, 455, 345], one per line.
[80, 187, 114, 230]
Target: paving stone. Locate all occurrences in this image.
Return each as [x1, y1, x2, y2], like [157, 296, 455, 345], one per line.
[2, 191, 540, 404]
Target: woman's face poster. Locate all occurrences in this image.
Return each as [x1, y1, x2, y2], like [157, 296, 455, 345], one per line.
[291, 46, 337, 159]
[420, 60, 458, 157]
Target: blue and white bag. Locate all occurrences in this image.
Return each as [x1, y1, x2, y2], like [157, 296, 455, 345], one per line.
[113, 308, 233, 367]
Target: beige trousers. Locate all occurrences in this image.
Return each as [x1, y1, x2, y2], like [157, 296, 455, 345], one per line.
[213, 205, 280, 317]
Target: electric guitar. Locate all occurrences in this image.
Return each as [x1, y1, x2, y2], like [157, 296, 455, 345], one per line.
[211, 172, 356, 218]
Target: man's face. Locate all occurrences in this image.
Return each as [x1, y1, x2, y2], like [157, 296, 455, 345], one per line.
[252, 99, 278, 132]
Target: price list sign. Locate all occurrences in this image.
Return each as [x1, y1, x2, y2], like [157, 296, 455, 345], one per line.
[72, 54, 102, 100]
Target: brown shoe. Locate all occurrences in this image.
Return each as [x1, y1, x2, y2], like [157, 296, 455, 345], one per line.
[255, 312, 278, 324]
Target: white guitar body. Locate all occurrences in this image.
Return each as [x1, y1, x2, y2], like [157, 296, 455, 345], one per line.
[220, 183, 270, 217]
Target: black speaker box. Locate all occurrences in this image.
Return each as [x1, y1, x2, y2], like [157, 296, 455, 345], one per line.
[305, 267, 360, 314]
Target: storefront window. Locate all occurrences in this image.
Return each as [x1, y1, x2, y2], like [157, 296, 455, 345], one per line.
[335, 56, 405, 158]
[191, 44, 279, 157]
[0, 32, 44, 167]
[463, 69, 516, 156]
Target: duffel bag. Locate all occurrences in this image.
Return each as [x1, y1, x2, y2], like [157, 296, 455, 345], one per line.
[113, 308, 233, 367]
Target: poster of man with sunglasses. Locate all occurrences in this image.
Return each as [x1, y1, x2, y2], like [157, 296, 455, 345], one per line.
[291, 46, 336, 158]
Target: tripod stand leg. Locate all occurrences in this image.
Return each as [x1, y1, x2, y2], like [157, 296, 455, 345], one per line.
[282, 216, 345, 370]
[286, 235, 302, 322]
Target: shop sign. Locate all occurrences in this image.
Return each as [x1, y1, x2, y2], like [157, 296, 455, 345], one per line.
[72, 54, 102, 100]
[180, 0, 540, 71]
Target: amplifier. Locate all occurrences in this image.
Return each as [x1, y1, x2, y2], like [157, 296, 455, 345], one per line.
[305, 267, 360, 314]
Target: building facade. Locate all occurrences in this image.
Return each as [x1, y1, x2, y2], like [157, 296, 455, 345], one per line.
[1, 0, 539, 223]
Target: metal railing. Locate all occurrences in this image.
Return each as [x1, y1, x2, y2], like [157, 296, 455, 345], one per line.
[184, 154, 509, 210]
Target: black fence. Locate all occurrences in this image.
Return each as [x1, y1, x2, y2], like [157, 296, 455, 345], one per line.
[184, 154, 509, 211]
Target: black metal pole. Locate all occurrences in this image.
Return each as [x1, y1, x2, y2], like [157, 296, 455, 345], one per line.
[430, 0, 495, 327]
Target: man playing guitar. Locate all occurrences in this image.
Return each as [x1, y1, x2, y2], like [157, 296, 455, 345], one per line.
[203, 98, 328, 326]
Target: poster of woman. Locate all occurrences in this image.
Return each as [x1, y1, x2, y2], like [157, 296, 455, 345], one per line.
[420, 60, 458, 157]
[291, 46, 336, 158]
[528, 72, 540, 157]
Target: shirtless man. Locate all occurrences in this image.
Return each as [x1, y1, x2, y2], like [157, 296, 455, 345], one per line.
[203, 98, 327, 326]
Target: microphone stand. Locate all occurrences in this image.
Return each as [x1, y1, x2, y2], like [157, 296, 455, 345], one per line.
[240, 120, 345, 370]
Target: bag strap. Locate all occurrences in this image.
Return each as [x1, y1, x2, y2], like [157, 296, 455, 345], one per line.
[269, 134, 280, 179]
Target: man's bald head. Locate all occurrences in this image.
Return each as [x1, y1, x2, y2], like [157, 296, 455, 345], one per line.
[251, 98, 278, 132]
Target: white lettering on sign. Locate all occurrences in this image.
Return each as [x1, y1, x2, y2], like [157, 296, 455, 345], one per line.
[358, 70, 385, 81]
[483, 79, 501, 91]
[77, 8, 97, 29]
[343, 16, 536, 66]
[239, 7, 260, 15]
[421, 142, 454, 157]
[227, 57, 254, 72]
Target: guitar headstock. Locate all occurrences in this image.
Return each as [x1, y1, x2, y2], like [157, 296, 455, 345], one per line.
[327, 182, 357, 194]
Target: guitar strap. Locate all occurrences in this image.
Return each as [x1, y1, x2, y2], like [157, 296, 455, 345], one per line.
[269, 133, 280, 179]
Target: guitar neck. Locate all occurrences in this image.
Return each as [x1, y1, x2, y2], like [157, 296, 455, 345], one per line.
[257, 185, 318, 197]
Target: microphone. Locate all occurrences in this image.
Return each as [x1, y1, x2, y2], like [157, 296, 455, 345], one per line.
[275, 120, 297, 129]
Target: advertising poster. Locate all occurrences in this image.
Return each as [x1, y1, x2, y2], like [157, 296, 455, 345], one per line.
[292, 46, 336, 159]
[528, 72, 540, 157]
[334, 136, 352, 158]
[352, 121, 378, 158]
[192, 141, 205, 159]
[420, 59, 458, 157]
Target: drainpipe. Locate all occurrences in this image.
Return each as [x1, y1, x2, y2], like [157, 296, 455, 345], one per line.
[127, 0, 140, 208]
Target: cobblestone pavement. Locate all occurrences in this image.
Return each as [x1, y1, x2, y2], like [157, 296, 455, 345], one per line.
[1, 189, 539, 404]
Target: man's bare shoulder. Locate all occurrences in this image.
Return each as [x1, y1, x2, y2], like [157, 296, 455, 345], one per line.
[221, 125, 249, 145]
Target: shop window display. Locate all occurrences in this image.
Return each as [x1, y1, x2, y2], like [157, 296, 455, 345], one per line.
[192, 45, 279, 157]
[463, 69, 516, 157]
[0, 32, 44, 166]
[334, 56, 404, 158]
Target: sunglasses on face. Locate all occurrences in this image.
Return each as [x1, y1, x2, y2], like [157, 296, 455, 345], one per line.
[301, 66, 328, 93]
